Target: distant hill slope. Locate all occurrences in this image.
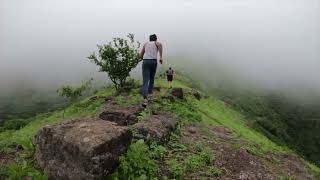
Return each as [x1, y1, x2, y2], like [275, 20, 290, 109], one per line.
[0, 78, 319, 179]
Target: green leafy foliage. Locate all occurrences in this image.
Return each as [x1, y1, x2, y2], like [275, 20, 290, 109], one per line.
[0, 119, 28, 132]
[1, 160, 47, 180]
[196, 144, 215, 164]
[57, 79, 93, 117]
[277, 174, 296, 180]
[57, 79, 93, 103]
[88, 34, 140, 89]
[150, 141, 167, 159]
[166, 143, 215, 179]
[0, 87, 113, 150]
[109, 140, 161, 180]
[206, 166, 222, 177]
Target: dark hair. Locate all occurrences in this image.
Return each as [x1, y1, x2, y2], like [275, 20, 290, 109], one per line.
[149, 34, 157, 41]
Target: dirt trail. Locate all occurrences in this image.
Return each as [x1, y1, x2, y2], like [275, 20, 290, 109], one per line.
[173, 123, 317, 180]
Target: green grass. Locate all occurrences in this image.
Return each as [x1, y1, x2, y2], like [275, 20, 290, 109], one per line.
[206, 166, 222, 177]
[108, 140, 163, 180]
[0, 87, 115, 180]
[114, 88, 142, 107]
[165, 143, 215, 179]
[0, 87, 114, 149]
[1, 78, 320, 179]
[196, 96, 288, 154]
[155, 79, 287, 153]
[156, 78, 191, 89]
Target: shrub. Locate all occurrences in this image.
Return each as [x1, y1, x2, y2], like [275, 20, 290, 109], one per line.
[57, 79, 92, 103]
[88, 34, 141, 89]
[57, 79, 92, 117]
[1, 119, 28, 131]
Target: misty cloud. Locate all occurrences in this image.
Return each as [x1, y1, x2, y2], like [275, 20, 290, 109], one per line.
[1, 0, 320, 95]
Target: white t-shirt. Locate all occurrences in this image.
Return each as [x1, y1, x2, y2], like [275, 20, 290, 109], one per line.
[143, 41, 158, 59]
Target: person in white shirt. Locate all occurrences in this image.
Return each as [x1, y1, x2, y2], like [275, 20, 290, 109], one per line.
[139, 34, 163, 107]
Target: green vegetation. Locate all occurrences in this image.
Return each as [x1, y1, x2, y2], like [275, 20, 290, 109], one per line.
[0, 139, 47, 179]
[57, 79, 93, 117]
[278, 175, 296, 180]
[209, 86, 320, 166]
[0, 77, 319, 179]
[108, 140, 164, 180]
[0, 87, 115, 179]
[0, 119, 28, 133]
[0, 87, 114, 149]
[88, 34, 141, 89]
[0, 89, 66, 121]
[206, 166, 222, 177]
[57, 79, 93, 103]
[166, 144, 215, 179]
[1, 160, 47, 180]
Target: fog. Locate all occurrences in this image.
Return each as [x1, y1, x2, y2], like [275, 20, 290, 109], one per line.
[1, 0, 320, 96]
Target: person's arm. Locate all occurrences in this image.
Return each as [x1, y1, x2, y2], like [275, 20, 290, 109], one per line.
[140, 43, 146, 60]
[157, 42, 163, 64]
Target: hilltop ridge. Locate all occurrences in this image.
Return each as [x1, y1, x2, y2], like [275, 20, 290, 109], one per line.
[0, 78, 319, 179]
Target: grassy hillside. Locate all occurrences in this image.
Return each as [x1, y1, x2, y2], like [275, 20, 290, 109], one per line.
[0, 78, 319, 179]
[207, 85, 320, 167]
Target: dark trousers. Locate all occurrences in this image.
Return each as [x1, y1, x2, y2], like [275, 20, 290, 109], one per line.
[142, 59, 157, 98]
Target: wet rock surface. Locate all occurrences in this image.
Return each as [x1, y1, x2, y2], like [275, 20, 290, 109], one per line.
[133, 112, 177, 144]
[33, 118, 132, 180]
[99, 100, 144, 126]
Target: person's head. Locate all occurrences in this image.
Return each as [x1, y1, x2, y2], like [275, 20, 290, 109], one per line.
[149, 34, 157, 41]
[169, 67, 172, 70]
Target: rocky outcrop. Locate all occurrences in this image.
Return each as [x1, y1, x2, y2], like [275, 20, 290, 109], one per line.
[133, 112, 177, 144]
[33, 118, 132, 180]
[191, 89, 201, 100]
[171, 88, 184, 99]
[99, 100, 144, 126]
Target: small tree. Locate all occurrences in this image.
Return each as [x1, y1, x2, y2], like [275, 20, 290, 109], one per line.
[57, 79, 92, 117]
[88, 33, 141, 89]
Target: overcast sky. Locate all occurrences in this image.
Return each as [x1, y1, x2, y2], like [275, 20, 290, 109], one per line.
[1, 0, 319, 94]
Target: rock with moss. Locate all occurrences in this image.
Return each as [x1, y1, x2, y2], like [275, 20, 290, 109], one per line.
[99, 100, 144, 126]
[191, 89, 201, 100]
[33, 118, 132, 180]
[133, 112, 177, 144]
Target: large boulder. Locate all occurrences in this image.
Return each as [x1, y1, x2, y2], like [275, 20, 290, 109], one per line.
[133, 112, 177, 144]
[33, 118, 132, 180]
[171, 88, 184, 99]
[99, 101, 144, 126]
